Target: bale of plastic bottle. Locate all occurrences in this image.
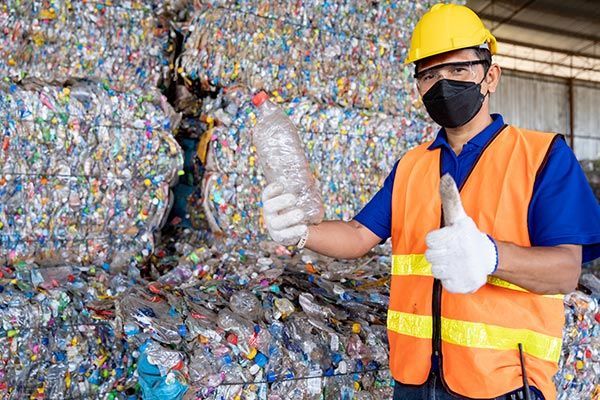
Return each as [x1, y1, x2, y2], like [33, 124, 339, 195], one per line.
[0, 80, 183, 270]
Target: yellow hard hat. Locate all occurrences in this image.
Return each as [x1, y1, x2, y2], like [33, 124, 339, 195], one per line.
[405, 3, 497, 65]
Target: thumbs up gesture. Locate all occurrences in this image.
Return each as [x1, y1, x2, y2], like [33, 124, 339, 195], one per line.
[425, 174, 498, 294]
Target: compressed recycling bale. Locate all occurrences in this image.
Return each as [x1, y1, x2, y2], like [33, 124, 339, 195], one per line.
[0, 80, 183, 269]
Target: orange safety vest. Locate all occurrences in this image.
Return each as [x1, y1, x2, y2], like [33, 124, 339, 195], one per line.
[388, 125, 565, 399]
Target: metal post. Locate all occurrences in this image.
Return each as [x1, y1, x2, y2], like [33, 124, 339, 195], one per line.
[568, 78, 575, 150]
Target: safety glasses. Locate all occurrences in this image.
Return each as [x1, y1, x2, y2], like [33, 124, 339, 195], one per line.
[415, 60, 489, 89]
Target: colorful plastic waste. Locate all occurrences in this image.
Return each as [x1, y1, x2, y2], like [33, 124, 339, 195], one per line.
[0, 80, 183, 269]
[0, 238, 395, 399]
[117, 243, 394, 399]
[178, 1, 437, 115]
[2, 1, 599, 400]
[0, 0, 188, 90]
[171, 0, 441, 240]
[0, 262, 139, 399]
[555, 274, 600, 400]
[2, 235, 599, 399]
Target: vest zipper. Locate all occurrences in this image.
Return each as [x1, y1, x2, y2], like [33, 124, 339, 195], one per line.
[433, 274, 474, 398]
[432, 278, 442, 374]
[433, 226, 475, 397]
[433, 279, 456, 395]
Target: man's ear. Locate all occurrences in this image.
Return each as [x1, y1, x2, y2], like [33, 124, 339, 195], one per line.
[486, 63, 501, 94]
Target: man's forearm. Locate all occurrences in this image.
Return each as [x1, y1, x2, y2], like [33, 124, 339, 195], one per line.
[305, 220, 381, 259]
[494, 241, 581, 295]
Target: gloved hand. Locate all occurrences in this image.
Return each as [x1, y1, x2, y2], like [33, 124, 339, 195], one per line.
[425, 174, 498, 294]
[262, 182, 308, 246]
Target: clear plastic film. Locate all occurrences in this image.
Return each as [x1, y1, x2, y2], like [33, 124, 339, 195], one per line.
[118, 287, 184, 345]
[252, 93, 324, 224]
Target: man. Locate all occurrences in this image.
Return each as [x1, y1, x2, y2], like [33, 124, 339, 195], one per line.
[261, 4, 600, 400]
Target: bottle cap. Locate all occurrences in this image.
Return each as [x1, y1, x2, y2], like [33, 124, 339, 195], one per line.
[266, 371, 277, 382]
[254, 352, 268, 367]
[246, 347, 258, 360]
[252, 91, 269, 107]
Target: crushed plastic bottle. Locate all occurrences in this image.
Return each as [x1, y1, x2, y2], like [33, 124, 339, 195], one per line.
[0, 80, 183, 270]
[0, 0, 189, 91]
[555, 274, 600, 400]
[251, 91, 324, 225]
[11, 239, 599, 399]
[230, 290, 263, 321]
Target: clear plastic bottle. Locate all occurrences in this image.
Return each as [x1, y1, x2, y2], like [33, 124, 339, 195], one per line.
[229, 290, 262, 321]
[252, 91, 324, 224]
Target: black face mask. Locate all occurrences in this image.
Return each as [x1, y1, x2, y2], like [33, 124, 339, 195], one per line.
[422, 76, 488, 128]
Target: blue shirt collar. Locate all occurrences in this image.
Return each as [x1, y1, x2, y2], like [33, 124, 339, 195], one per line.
[427, 114, 505, 151]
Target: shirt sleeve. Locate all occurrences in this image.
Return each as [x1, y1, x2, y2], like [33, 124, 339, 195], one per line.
[353, 161, 398, 241]
[528, 137, 600, 263]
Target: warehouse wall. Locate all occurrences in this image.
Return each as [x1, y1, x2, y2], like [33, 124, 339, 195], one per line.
[573, 84, 600, 160]
[490, 69, 600, 160]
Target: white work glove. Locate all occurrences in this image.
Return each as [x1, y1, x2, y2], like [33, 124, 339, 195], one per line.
[261, 182, 308, 246]
[424, 174, 498, 294]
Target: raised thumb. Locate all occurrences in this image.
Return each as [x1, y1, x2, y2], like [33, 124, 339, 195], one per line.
[440, 174, 467, 226]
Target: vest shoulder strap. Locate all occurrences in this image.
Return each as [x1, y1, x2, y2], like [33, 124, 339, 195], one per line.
[507, 125, 561, 144]
[398, 141, 434, 168]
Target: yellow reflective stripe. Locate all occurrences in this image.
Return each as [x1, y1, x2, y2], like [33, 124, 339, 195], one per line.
[387, 310, 432, 339]
[441, 317, 562, 363]
[387, 310, 561, 363]
[391, 254, 431, 276]
[391, 255, 564, 299]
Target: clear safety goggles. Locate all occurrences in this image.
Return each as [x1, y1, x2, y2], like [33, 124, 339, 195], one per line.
[415, 60, 489, 88]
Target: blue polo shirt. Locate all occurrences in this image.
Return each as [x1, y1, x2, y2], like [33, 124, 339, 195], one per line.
[354, 114, 600, 263]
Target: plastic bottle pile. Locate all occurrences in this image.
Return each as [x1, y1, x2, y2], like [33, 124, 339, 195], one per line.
[0, 262, 138, 399]
[0, 240, 395, 399]
[0, 0, 181, 91]
[0, 80, 183, 269]
[178, 1, 433, 115]
[3, 235, 600, 400]
[1, 1, 599, 399]
[555, 274, 600, 400]
[121, 244, 394, 399]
